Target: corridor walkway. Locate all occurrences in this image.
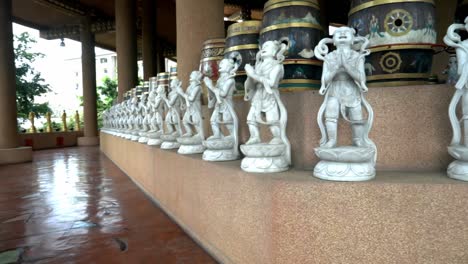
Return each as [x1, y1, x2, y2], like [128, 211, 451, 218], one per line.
[0, 147, 216, 263]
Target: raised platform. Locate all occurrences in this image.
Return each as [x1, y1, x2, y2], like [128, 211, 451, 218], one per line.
[101, 132, 468, 264]
[18, 131, 84, 150]
[231, 84, 454, 171]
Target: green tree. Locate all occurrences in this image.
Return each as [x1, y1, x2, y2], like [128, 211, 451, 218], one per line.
[79, 77, 117, 128]
[14, 32, 52, 120]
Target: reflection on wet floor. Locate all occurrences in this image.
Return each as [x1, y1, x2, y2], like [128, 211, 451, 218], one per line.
[0, 147, 216, 263]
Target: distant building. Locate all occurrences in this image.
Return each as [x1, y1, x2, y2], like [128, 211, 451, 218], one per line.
[65, 50, 118, 92]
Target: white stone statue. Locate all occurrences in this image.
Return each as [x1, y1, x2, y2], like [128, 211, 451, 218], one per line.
[240, 41, 291, 173]
[176, 71, 205, 154]
[443, 54, 458, 86]
[313, 26, 377, 182]
[147, 83, 166, 146]
[203, 52, 242, 161]
[160, 78, 184, 149]
[137, 92, 150, 143]
[125, 95, 138, 140]
[131, 92, 143, 142]
[444, 18, 468, 182]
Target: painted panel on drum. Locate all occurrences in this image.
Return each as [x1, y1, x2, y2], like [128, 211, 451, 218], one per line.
[349, 2, 436, 46]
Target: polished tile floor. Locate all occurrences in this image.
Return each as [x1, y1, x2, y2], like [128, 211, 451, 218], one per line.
[0, 147, 216, 263]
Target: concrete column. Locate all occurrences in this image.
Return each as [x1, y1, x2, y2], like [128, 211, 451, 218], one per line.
[78, 17, 99, 146]
[142, 0, 157, 80]
[176, 0, 225, 84]
[0, 0, 32, 164]
[116, 0, 138, 102]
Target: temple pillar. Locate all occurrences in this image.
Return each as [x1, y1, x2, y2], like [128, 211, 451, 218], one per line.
[175, 0, 225, 84]
[142, 0, 157, 80]
[78, 17, 99, 146]
[0, 0, 32, 164]
[116, 0, 138, 102]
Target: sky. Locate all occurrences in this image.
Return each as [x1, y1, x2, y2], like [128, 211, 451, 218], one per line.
[12, 23, 113, 119]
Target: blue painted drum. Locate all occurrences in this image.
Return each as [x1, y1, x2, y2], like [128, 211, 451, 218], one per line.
[348, 0, 437, 86]
[259, 0, 325, 91]
[224, 20, 262, 95]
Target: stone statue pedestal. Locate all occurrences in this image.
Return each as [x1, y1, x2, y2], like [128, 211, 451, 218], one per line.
[240, 143, 289, 173]
[177, 135, 205, 154]
[160, 134, 180, 149]
[447, 146, 468, 181]
[124, 132, 133, 140]
[313, 146, 376, 182]
[130, 132, 140, 141]
[147, 131, 162, 146]
[138, 131, 149, 143]
[203, 137, 239, 161]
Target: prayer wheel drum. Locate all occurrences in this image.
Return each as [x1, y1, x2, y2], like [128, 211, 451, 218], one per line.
[158, 72, 170, 94]
[348, 0, 437, 87]
[199, 38, 225, 80]
[149, 75, 158, 91]
[224, 21, 262, 93]
[259, 0, 325, 90]
[169, 67, 177, 80]
[135, 86, 144, 97]
[158, 72, 170, 86]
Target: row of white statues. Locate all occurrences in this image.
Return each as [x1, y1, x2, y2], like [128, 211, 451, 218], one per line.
[103, 23, 468, 182]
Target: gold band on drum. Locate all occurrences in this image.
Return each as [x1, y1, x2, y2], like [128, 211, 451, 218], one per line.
[200, 56, 224, 62]
[348, 0, 435, 16]
[263, 0, 320, 13]
[260, 22, 324, 34]
[367, 80, 429, 87]
[280, 79, 321, 84]
[224, 44, 259, 53]
[283, 59, 323, 66]
[202, 38, 225, 45]
[202, 44, 225, 50]
[227, 21, 262, 38]
[369, 44, 435, 53]
[366, 73, 430, 81]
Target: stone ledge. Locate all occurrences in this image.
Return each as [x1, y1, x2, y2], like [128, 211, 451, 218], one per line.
[0, 146, 32, 165]
[77, 136, 100, 146]
[100, 132, 468, 264]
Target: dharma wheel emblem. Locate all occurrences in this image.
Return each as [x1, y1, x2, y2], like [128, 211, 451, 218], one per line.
[379, 52, 402, 73]
[384, 9, 413, 36]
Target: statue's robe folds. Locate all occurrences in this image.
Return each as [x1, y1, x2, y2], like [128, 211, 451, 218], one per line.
[323, 50, 366, 108]
[244, 59, 284, 123]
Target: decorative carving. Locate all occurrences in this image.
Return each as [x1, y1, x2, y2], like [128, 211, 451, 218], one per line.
[240, 41, 291, 173]
[176, 71, 205, 154]
[443, 18, 468, 181]
[203, 52, 242, 161]
[313, 26, 377, 181]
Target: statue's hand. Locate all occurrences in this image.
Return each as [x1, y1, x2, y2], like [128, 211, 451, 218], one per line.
[203, 77, 212, 87]
[319, 86, 327, 95]
[245, 64, 255, 78]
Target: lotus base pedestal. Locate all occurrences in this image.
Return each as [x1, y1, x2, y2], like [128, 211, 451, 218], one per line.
[313, 146, 376, 182]
[240, 143, 289, 173]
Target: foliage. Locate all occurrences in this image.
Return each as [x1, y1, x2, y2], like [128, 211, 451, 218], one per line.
[14, 32, 52, 120]
[79, 77, 118, 128]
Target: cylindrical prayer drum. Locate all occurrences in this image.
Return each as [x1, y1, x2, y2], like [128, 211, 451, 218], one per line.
[348, 0, 437, 87]
[149, 75, 158, 91]
[169, 66, 177, 80]
[199, 38, 225, 80]
[260, 0, 325, 90]
[143, 81, 149, 93]
[158, 72, 170, 86]
[124, 90, 131, 100]
[135, 86, 144, 97]
[224, 21, 262, 93]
